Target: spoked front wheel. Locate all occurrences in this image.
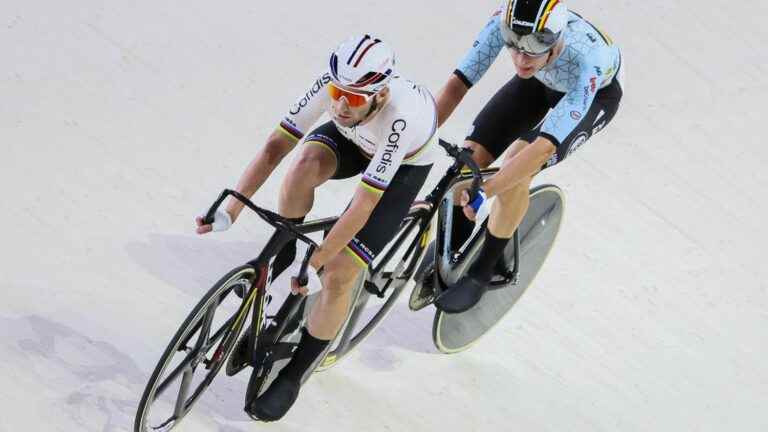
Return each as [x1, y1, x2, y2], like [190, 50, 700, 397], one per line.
[134, 265, 263, 432]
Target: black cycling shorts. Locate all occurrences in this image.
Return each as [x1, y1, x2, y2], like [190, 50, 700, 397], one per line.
[466, 74, 623, 168]
[304, 121, 431, 267]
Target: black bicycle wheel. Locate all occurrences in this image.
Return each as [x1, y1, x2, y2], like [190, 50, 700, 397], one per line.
[432, 184, 565, 353]
[315, 207, 430, 370]
[134, 265, 261, 432]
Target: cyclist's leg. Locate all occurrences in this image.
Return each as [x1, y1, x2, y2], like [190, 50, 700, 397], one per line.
[249, 249, 365, 420]
[307, 163, 432, 338]
[487, 143, 535, 238]
[450, 77, 551, 251]
[272, 122, 369, 279]
[287, 163, 432, 368]
[471, 78, 624, 279]
[307, 252, 363, 338]
[279, 122, 341, 219]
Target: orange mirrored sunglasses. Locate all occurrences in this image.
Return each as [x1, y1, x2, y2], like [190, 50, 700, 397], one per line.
[327, 83, 374, 107]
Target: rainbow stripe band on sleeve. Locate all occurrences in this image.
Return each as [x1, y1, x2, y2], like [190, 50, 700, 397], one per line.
[361, 176, 387, 194]
[278, 120, 304, 143]
[304, 133, 339, 156]
[344, 239, 375, 268]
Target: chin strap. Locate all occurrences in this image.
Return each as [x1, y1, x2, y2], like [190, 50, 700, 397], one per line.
[352, 94, 379, 127]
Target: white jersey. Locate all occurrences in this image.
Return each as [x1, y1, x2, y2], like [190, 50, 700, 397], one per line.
[278, 74, 438, 194]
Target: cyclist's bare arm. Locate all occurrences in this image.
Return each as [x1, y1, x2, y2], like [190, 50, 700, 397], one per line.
[195, 129, 297, 234]
[309, 186, 382, 270]
[224, 130, 297, 221]
[435, 73, 470, 127]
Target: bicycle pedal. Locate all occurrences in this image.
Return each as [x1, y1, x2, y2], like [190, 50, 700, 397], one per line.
[409, 272, 437, 311]
[488, 271, 519, 289]
[408, 292, 435, 311]
[363, 280, 385, 298]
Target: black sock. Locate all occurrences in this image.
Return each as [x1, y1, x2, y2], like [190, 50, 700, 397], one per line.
[278, 327, 330, 382]
[450, 205, 475, 252]
[468, 230, 511, 282]
[270, 216, 305, 281]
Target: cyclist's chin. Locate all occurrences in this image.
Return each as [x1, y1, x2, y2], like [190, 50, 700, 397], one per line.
[333, 114, 357, 127]
[515, 66, 538, 79]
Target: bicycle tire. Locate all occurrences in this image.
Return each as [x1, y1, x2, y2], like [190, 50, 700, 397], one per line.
[134, 265, 261, 432]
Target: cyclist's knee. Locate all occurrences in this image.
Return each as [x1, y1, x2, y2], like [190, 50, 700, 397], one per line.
[504, 139, 530, 160]
[291, 146, 336, 183]
[321, 253, 361, 294]
[496, 178, 531, 205]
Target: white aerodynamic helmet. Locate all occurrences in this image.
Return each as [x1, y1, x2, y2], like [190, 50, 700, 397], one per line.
[328, 34, 395, 94]
[500, 0, 569, 56]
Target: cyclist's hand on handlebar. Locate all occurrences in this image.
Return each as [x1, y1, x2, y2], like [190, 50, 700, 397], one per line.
[195, 209, 233, 235]
[291, 265, 322, 296]
[460, 188, 488, 222]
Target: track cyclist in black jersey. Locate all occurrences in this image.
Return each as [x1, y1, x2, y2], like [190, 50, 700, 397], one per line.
[195, 34, 438, 421]
[433, 0, 625, 313]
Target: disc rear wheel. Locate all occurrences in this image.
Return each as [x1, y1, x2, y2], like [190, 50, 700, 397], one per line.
[433, 184, 565, 354]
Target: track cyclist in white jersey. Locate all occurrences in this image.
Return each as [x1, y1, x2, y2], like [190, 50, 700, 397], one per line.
[195, 34, 438, 421]
[434, 0, 624, 313]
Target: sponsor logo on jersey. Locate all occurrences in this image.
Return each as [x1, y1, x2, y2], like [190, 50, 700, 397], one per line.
[587, 33, 598, 43]
[545, 153, 559, 167]
[571, 111, 582, 120]
[592, 118, 606, 135]
[370, 174, 388, 184]
[349, 238, 376, 264]
[289, 73, 332, 115]
[376, 119, 407, 173]
[581, 77, 598, 109]
[594, 66, 602, 76]
[567, 132, 590, 156]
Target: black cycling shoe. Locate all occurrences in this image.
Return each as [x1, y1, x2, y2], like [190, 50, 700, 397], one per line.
[246, 374, 301, 422]
[434, 274, 489, 313]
